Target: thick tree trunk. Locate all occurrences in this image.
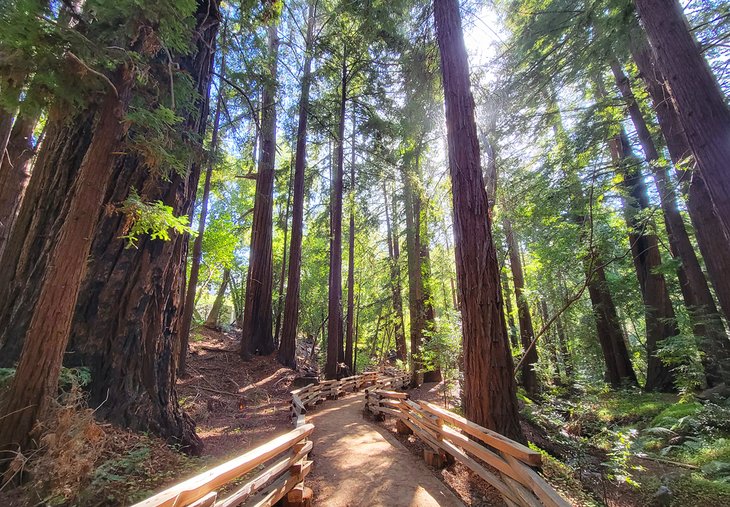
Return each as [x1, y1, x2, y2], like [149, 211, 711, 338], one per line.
[325, 53, 346, 379]
[611, 60, 730, 386]
[179, 62, 224, 376]
[241, 23, 279, 359]
[67, 3, 219, 454]
[630, 39, 730, 329]
[434, 0, 523, 441]
[608, 128, 677, 392]
[205, 268, 231, 329]
[634, 0, 730, 236]
[345, 110, 356, 372]
[0, 73, 133, 456]
[0, 111, 40, 258]
[278, 1, 315, 369]
[503, 217, 538, 397]
[383, 180, 407, 361]
[0, 107, 95, 366]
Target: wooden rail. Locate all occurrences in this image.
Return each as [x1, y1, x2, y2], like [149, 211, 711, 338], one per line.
[131, 424, 314, 507]
[134, 371, 409, 507]
[365, 390, 570, 507]
[289, 371, 408, 427]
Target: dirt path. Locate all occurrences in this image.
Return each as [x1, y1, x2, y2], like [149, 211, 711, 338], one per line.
[307, 393, 464, 507]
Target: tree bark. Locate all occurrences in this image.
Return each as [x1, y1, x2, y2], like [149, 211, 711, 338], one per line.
[633, 0, 730, 236]
[273, 161, 292, 349]
[345, 110, 356, 372]
[241, 22, 279, 359]
[630, 38, 730, 329]
[205, 268, 231, 329]
[434, 0, 523, 442]
[611, 59, 730, 386]
[278, 1, 315, 369]
[608, 127, 677, 392]
[0, 72, 133, 456]
[503, 217, 538, 397]
[325, 50, 346, 379]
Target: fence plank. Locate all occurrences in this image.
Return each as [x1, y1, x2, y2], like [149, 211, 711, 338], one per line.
[131, 424, 314, 507]
[419, 402, 541, 466]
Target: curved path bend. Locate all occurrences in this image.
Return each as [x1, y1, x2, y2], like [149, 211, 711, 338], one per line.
[306, 393, 464, 507]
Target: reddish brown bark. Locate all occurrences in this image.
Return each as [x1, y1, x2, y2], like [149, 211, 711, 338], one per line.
[278, 2, 315, 369]
[345, 111, 356, 372]
[0, 72, 133, 456]
[325, 52, 346, 379]
[608, 128, 677, 392]
[630, 39, 730, 330]
[434, 0, 523, 441]
[0, 107, 95, 366]
[611, 59, 729, 386]
[503, 217, 538, 397]
[634, 0, 730, 236]
[241, 23, 279, 359]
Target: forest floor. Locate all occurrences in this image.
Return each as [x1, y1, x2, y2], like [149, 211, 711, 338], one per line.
[3, 328, 730, 506]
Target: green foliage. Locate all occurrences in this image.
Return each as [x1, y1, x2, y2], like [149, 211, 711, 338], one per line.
[655, 333, 705, 396]
[125, 105, 191, 177]
[118, 188, 194, 247]
[601, 429, 643, 487]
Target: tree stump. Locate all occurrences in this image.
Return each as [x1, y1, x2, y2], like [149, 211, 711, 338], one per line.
[284, 484, 313, 507]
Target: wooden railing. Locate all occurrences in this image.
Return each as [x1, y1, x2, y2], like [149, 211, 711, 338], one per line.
[133, 371, 409, 507]
[289, 371, 409, 427]
[366, 389, 571, 507]
[131, 424, 314, 507]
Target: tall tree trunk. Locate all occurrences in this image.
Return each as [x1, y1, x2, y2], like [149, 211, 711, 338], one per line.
[547, 90, 637, 389]
[586, 254, 639, 387]
[325, 51, 346, 379]
[633, 0, 730, 235]
[630, 38, 730, 329]
[0, 106, 96, 366]
[608, 127, 677, 392]
[67, 3, 219, 453]
[205, 268, 231, 329]
[383, 180, 407, 361]
[241, 22, 279, 359]
[278, 1, 315, 369]
[273, 161, 292, 349]
[0, 72, 133, 457]
[555, 313, 572, 380]
[179, 53, 224, 375]
[434, 0, 523, 441]
[0, 111, 40, 258]
[611, 60, 730, 386]
[345, 110, 356, 372]
[503, 217, 538, 397]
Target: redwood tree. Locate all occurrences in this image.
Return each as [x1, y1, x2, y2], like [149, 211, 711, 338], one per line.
[278, 1, 316, 369]
[633, 0, 730, 236]
[434, 0, 523, 441]
[503, 217, 538, 397]
[241, 22, 279, 359]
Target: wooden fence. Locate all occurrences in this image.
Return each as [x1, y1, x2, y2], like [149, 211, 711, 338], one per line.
[131, 424, 314, 507]
[132, 370, 409, 507]
[365, 389, 571, 507]
[289, 371, 409, 427]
